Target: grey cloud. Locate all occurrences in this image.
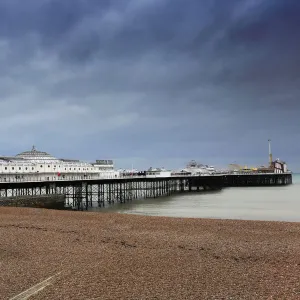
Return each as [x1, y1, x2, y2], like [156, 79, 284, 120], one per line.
[213, 0, 300, 91]
[0, 0, 299, 170]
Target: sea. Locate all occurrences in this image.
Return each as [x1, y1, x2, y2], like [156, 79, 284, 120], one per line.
[90, 174, 300, 222]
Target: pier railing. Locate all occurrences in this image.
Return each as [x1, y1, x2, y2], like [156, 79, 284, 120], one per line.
[0, 171, 293, 183]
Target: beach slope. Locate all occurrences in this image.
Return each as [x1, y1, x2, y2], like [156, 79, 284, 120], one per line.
[1, 207, 300, 299]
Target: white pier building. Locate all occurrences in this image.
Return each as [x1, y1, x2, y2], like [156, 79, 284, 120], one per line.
[0, 146, 119, 182]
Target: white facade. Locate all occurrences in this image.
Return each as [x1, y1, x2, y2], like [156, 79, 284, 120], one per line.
[0, 146, 119, 182]
[145, 168, 172, 178]
[184, 160, 216, 175]
[146, 171, 172, 178]
[273, 159, 288, 174]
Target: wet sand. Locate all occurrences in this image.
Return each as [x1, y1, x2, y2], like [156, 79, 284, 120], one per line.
[1, 207, 300, 299]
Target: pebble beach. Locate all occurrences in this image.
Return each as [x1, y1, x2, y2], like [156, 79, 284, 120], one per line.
[1, 207, 300, 299]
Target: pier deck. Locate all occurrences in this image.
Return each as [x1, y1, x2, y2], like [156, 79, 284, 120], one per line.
[0, 173, 293, 210]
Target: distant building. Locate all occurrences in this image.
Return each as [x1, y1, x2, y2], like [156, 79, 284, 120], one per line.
[184, 160, 216, 175]
[0, 146, 119, 182]
[272, 159, 288, 174]
[145, 167, 172, 177]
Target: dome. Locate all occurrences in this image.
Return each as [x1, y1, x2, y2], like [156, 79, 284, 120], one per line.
[16, 146, 59, 162]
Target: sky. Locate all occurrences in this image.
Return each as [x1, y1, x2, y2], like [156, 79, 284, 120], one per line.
[0, 0, 299, 171]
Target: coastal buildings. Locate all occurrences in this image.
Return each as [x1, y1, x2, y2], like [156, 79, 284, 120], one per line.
[145, 167, 172, 177]
[0, 144, 290, 184]
[171, 160, 216, 176]
[272, 159, 288, 174]
[228, 160, 289, 174]
[118, 167, 172, 178]
[0, 146, 118, 182]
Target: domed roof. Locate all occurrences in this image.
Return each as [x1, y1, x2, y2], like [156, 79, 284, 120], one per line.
[16, 146, 59, 161]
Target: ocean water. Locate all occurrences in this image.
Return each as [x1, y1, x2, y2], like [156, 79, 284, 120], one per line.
[91, 174, 300, 222]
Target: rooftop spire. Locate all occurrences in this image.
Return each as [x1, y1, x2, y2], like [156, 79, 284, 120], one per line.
[268, 139, 272, 166]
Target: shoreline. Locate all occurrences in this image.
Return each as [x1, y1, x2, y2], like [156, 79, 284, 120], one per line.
[1, 207, 300, 299]
[91, 207, 300, 223]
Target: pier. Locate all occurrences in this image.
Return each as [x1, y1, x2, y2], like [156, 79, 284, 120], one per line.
[223, 173, 293, 187]
[0, 173, 292, 210]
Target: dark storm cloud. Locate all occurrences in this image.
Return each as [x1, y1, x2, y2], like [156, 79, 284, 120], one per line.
[214, 0, 300, 98]
[0, 0, 299, 170]
[0, 0, 104, 38]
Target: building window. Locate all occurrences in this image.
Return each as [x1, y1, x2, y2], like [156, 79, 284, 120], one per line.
[40, 165, 43, 168]
[48, 165, 50, 168]
[74, 168, 76, 170]
[19, 167, 21, 170]
[5, 167, 7, 170]
[25, 167, 28, 170]
[12, 167, 14, 170]
[32, 167, 34, 170]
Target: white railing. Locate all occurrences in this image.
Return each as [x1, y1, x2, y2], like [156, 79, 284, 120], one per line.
[0, 174, 120, 183]
[0, 171, 292, 184]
